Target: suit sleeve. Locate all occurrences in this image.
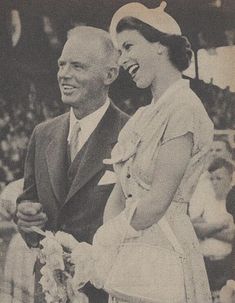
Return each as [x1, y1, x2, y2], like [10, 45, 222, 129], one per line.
[16, 126, 39, 205]
[15, 126, 41, 247]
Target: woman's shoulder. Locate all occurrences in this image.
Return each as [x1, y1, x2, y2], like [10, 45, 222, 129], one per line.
[173, 87, 206, 114]
[161, 88, 213, 148]
[170, 87, 213, 131]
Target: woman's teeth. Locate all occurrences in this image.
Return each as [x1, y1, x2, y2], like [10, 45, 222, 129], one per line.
[128, 64, 139, 78]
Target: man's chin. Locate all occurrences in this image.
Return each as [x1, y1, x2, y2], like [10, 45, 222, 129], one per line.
[61, 96, 76, 106]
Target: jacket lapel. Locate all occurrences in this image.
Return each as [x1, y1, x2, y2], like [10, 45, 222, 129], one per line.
[46, 113, 70, 204]
[64, 104, 119, 204]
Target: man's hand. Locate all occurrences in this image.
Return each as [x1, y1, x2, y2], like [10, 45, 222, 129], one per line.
[17, 201, 48, 233]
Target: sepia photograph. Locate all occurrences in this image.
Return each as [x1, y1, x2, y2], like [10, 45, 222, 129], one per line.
[0, 1, 235, 303]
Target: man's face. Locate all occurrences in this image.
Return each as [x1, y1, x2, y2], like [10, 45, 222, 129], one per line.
[210, 167, 232, 199]
[57, 35, 108, 109]
[209, 141, 230, 162]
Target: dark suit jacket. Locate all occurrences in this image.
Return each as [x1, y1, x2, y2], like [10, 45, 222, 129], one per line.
[17, 102, 129, 303]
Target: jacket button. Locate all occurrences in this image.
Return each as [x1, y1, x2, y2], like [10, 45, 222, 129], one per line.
[128, 194, 132, 198]
[127, 173, 131, 178]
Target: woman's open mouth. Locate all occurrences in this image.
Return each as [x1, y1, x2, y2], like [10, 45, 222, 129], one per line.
[127, 64, 139, 79]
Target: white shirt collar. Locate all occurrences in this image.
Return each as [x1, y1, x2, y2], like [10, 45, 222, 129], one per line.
[68, 98, 110, 149]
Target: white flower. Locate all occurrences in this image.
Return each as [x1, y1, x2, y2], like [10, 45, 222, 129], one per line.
[38, 231, 68, 303]
[55, 231, 79, 251]
[44, 292, 54, 303]
[71, 292, 89, 303]
[220, 280, 235, 303]
[227, 280, 235, 290]
[40, 233, 64, 271]
[39, 268, 57, 294]
[70, 243, 94, 290]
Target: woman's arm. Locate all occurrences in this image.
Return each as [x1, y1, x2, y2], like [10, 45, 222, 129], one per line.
[130, 133, 193, 230]
[103, 181, 126, 223]
[191, 217, 226, 239]
[212, 224, 235, 243]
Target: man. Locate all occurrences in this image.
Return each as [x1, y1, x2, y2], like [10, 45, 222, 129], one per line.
[189, 136, 233, 219]
[0, 179, 35, 303]
[191, 158, 235, 301]
[16, 26, 129, 303]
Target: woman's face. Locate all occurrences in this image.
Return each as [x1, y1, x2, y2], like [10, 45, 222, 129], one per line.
[116, 29, 162, 89]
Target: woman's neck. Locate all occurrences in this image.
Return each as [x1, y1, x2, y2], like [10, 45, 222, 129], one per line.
[151, 69, 181, 102]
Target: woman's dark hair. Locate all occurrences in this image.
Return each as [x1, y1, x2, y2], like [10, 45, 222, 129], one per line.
[116, 17, 192, 72]
[208, 157, 234, 176]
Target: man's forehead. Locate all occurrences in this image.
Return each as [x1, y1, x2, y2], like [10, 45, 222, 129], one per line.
[60, 34, 105, 60]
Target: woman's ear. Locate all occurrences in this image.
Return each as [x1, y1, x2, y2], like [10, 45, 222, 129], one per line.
[154, 42, 166, 55]
[104, 66, 120, 85]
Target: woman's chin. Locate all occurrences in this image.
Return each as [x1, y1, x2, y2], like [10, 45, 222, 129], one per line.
[133, 75, 150, 89]
[135, 80, 149, 89]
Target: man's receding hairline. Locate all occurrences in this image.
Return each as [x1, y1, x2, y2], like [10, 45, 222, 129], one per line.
[67, 25, 117, 62]
[68, 26, 111, 46]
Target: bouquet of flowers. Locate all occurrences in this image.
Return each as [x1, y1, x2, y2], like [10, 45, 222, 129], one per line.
[31, 207, 138, 303]
[32, 228, 95, 303]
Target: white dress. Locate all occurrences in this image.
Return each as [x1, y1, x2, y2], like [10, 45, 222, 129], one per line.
[95, 80, 214, 303]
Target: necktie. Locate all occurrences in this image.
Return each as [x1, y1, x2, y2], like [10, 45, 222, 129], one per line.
[69, 121, 81, 162]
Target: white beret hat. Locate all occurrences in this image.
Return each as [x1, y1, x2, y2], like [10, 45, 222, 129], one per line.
[110, 2, 181, 47]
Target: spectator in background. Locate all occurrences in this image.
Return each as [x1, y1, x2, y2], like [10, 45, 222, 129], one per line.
[191, 158, 235, 302]
[0, 87, 63, 191]
[189, 136, 233, 221]
[0, 179, 21, 279]
[226, 160, 235, 281]
[227, 181, 235, 224]
[0, 178, 36, 303]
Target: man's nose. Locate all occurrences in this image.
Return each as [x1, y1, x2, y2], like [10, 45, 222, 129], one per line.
[212, 180, 218, 188]
[210, 151, 216, 157]
[58, 64, 72, 78]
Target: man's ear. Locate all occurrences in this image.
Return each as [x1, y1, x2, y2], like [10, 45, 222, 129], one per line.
[104, 66, 120, 85]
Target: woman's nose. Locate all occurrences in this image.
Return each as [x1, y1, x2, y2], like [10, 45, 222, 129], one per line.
[118, 52, 129, 68]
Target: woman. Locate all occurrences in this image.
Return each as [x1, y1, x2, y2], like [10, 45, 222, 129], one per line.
[58, 2, 213, 303]
[0, 179, 36, 303]
[97, 2, 213, 303]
